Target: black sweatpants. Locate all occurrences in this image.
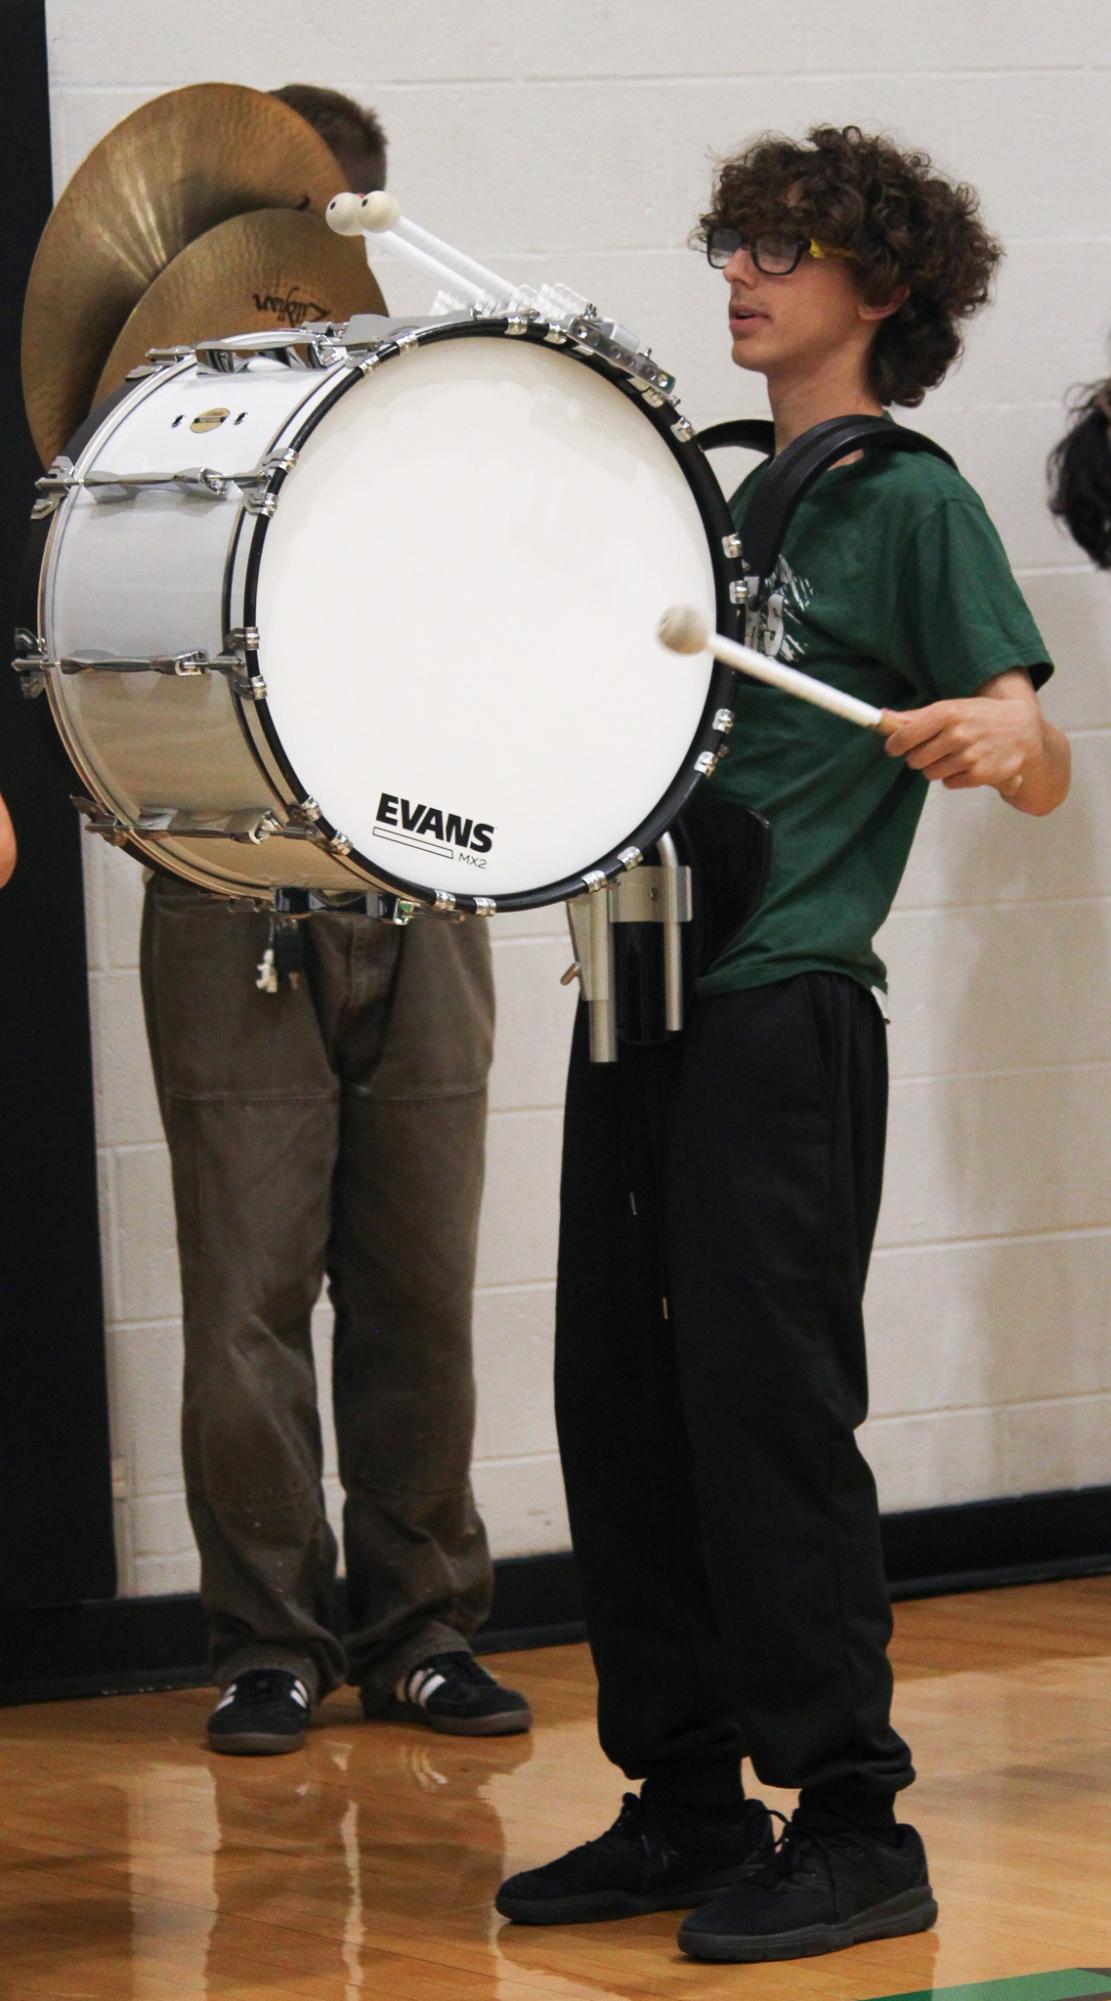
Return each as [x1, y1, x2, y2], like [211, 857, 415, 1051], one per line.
[554, 972, 914, 1806]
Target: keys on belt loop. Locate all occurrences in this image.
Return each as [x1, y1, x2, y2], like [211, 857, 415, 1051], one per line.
[257, 900, 309, 993]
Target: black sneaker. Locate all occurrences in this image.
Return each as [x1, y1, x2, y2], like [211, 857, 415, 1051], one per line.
[496, 1793, 774, 1925]
[206, 1668, 311, 1755]
[364, 1653, 532, 1737]
[677, 1810, 938, 1962]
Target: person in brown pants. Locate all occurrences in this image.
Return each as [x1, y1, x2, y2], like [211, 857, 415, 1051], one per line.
[139, 85, 529, 1756]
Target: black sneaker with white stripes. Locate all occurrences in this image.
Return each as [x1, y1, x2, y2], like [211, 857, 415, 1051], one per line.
[363, 1652, 532, 1736]
[206, 1668, 311, 1755]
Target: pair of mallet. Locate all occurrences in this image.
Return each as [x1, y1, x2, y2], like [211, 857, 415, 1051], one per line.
[657, 608, 1023, 797]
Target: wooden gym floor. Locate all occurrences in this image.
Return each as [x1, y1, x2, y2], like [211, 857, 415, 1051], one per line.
[1, 1576, 1109, 2001]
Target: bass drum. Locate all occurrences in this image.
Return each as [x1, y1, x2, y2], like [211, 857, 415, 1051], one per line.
[33, 318, 742, 911]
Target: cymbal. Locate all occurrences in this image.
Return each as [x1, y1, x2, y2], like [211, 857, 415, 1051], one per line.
[92, 210, 387, 405]
[22, 83, 347, 465]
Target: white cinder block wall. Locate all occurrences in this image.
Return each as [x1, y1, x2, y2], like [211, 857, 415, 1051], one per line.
[48, 0, 1111, 1596]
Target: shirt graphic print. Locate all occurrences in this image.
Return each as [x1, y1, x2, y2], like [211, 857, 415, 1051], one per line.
[745, 556, 814, 664]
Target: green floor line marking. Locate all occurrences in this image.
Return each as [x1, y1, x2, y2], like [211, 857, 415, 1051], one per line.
[867, 1971, 1111, 2001]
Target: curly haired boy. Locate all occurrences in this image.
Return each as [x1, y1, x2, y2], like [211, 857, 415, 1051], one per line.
[496, 126, 1069, 1963]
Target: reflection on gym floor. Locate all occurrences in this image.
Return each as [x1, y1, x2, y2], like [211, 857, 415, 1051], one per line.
[1, 1578, 1110, 2001]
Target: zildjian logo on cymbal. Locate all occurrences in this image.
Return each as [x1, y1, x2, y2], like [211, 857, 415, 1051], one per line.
[252, 283, 331, 327]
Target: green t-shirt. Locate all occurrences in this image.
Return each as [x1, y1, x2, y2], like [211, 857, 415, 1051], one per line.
[697, 445, 1052, 996]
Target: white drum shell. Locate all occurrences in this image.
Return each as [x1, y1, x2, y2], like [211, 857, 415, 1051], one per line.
[39, 329, 728, 906]
[41, 357, 362, 895]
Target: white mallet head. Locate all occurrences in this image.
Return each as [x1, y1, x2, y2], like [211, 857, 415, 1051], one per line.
[359, 191, 402, 232]
[658, 606, 709, 655]
[325, 192, 365, 237]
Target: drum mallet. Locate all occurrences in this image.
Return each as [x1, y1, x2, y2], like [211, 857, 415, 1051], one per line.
[657, 606, 1022, 795]
[326, 191, 516, 309]
[324, 193, 481, 302]
[358, 192, 517, 304]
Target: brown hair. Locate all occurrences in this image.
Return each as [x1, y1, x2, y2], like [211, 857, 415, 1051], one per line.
[697, 124, 1001, 408]
[271, 84, 388, 190]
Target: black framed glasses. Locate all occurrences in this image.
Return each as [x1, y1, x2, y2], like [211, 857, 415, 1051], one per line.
[705, 225, 852, 275]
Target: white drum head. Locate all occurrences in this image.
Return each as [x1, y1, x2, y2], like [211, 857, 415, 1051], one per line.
[254, 333, 719, 902]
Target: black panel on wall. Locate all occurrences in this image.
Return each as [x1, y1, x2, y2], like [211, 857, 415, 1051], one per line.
[0, 0, 116, 1608]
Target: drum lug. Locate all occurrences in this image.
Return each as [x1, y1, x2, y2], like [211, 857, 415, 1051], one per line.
[564, 314, 678, 405]
[712, 708, 735, 734]
[217, 629, 266, 699]
[728, 579, 749, 605]
[244, 811, 284, 844]
[326, 831, 353, 857]
[11, 628, 47, 697]
[472, 897, 497, 916]
[289, 797, 321, 825]
[722, 532, 742, 560]
[71, 796, 133, 846]
[671, 417, 695, 444]
[433, 891, 457, 912]
[57, 648, 210, 677]
[195, 329, 347, 371]
[36, 458, 293, 515]
[53, 634, 264, 700]
[617, 846, 643, 871]
[31, 457, 75, 518]
[35, 462, 226, 508]
[237, 449, 298, 516]
[582, 869, 607, 893]
[80, 804, 287, 844]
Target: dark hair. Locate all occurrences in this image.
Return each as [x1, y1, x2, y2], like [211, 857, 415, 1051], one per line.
[271, 84, 387, 190]
[1047, 378, 1111, 569]
[697, 124, 1002, 408]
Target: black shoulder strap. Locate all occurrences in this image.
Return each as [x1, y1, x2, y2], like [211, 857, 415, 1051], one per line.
[695, 413, 956, 604]
[696, 418, 777, 458]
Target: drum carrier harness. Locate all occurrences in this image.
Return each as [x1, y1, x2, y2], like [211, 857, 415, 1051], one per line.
[569, 413, 956, 1062]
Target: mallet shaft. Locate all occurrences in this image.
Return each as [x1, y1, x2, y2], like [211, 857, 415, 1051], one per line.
[658, 607, 1022, 793]
[701, 624, 890, 733]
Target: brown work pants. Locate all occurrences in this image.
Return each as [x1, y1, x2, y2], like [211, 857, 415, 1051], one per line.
[140, 876, 495, 1703]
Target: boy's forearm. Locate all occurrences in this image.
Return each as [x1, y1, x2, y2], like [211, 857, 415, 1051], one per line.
[882, 670, 1069, 815]
[1006, 716, 1071, 817]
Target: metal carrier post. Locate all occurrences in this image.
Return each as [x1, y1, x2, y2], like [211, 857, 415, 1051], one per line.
[565, 832, 692, 1063]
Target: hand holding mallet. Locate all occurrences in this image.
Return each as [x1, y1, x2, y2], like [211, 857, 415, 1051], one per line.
[657, 607, 1022, 796]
